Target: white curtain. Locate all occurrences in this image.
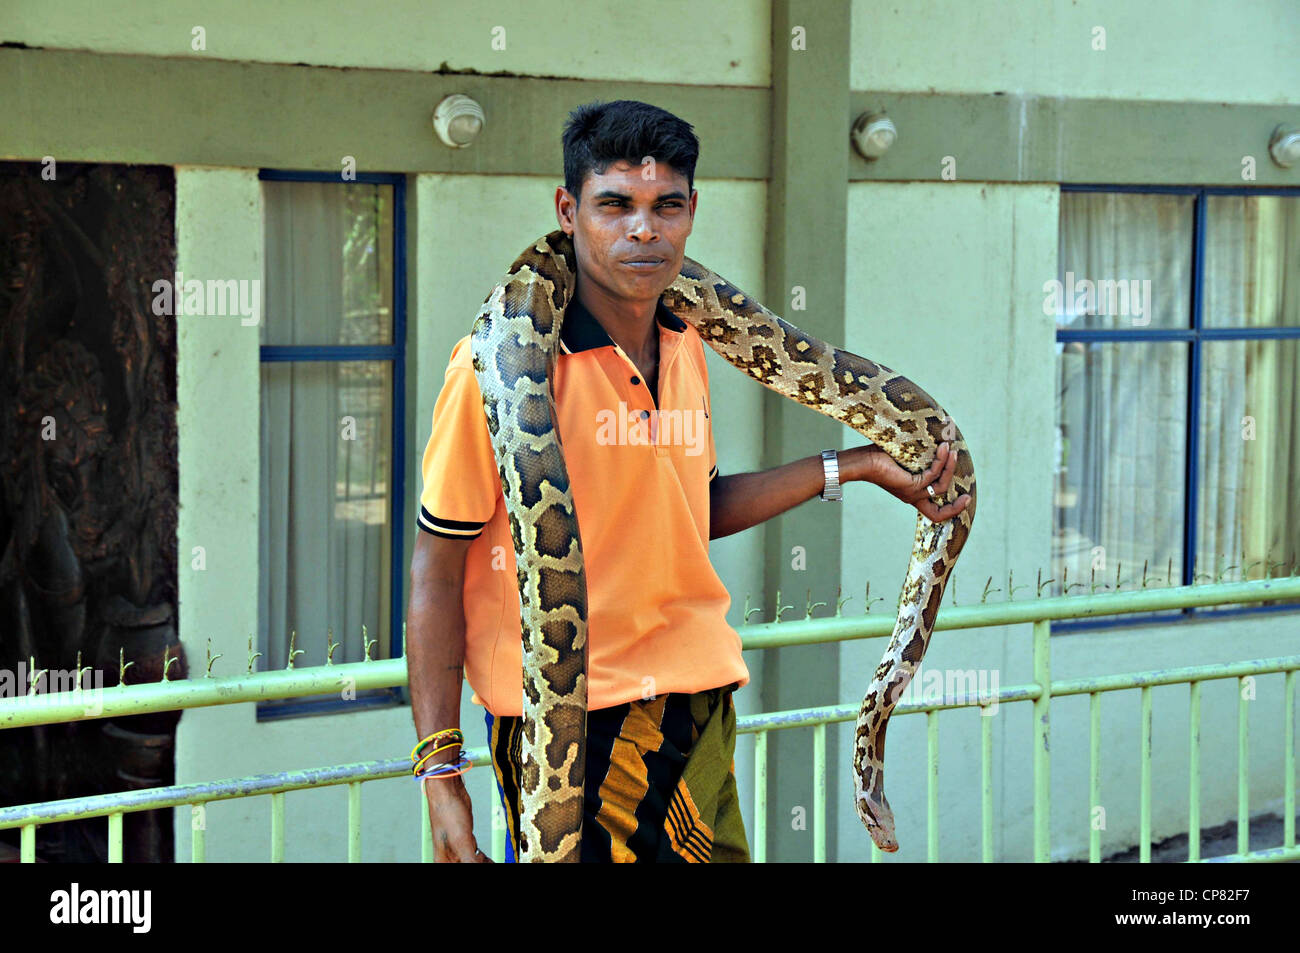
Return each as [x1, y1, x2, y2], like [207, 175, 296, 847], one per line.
[259, 181, 392, 668]
[1199, 196, 1300, 594]
[1055, 193, 1191, 595]
[1056, 192, 1300, 604]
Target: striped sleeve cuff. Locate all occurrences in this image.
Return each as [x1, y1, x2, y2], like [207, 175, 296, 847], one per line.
[709, 464, 718, 481]
[417, 505, 486, 540]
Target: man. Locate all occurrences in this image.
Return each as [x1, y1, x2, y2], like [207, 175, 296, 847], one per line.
[407, 100, 970, 863]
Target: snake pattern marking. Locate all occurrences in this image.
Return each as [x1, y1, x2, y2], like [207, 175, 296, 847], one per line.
[470, 229, 976, 861]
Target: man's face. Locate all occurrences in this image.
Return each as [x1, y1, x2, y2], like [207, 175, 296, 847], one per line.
[555, 159, 698, 305]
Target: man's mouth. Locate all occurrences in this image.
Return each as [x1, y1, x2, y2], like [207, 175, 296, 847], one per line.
[622, 257, 665, 270]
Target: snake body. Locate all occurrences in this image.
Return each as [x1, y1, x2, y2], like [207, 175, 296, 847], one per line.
[470, 230, 976, 861]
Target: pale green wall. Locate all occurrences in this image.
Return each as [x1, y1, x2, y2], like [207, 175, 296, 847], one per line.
[174, 168, 436, 861]
[832, 181, 1057, 862]
[2, 0, 770, 86]
[830, 181, 1300, 863]
[13, 0, 1296, 862]
[850, 0, 1299, 104]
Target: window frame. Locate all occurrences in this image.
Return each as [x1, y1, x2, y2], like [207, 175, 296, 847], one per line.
[1054, 183, 1300, 633]
[255, 169, 407, 717]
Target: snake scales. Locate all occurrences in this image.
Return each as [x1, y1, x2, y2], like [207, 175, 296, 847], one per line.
[470, 230, 976, 861]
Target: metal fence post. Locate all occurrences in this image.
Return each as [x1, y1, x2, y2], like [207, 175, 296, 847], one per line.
[1032, 618, 1051, 862]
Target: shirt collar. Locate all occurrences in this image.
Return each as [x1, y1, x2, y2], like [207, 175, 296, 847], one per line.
[560, 293, 688, 354]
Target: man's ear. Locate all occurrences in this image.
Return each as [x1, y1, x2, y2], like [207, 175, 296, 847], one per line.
[555, 185, 578, 234]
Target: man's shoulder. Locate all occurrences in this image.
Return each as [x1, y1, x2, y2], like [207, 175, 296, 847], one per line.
[447, 334, 474, 372]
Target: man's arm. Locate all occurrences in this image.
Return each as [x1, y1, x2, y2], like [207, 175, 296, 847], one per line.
[407, 530, 472, 755]
[406, 530, 491, 862]
[709, 443, 971, 540]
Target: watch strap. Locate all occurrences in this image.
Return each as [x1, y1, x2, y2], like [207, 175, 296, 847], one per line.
[820, 449, 843, 501]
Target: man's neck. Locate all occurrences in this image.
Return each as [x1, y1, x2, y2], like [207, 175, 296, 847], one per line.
[575, 273, 658, 363]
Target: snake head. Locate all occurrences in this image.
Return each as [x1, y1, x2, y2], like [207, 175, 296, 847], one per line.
[856, 795, 900, 853]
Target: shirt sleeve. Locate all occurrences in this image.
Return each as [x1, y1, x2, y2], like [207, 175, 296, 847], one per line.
[708, 421, 718, 482]
[702, 346, 719, 482]
[416, 346, 500, 540]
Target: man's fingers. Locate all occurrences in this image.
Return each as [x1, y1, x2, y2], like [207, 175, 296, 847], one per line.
[941, 495, 971, 521]
[922, 442, 948, 484]
[450, 832, 483, 863]
[921, 493, 970, 523]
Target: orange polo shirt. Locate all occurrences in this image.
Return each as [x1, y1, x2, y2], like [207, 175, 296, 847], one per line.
[417, 292, 750, 717]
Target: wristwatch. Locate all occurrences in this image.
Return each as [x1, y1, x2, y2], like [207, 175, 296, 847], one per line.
[819, 449, 843, 501]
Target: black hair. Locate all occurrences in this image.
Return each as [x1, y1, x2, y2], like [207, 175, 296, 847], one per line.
[562, 100, 700, 205]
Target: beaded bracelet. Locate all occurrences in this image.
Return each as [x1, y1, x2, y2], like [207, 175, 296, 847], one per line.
[414, 753, 473, 781]
[412, 740, 464, 776]
[410, 728, 463, 763]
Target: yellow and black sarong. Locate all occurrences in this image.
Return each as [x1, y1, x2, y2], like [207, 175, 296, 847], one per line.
[486, 683, 750, 862]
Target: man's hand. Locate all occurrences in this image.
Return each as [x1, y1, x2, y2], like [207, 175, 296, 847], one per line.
[425, 775, 494, 863]
[847, 441, 972, 523]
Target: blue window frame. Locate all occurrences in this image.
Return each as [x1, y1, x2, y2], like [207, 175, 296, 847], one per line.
[1054, 184, 1300, 633]
[256, 169, 407, 717]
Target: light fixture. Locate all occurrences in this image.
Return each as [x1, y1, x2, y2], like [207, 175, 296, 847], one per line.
[432, 94, 485, 149]
[1269, 124, 1300, 169]
[851, 112, 897, 160]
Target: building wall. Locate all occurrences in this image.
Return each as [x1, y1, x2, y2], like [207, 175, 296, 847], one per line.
[1, 0, 770, 86]
[827, 3, 1300, 861]
[850, 0, 1299, 104]
[4, 0, 1297, 862]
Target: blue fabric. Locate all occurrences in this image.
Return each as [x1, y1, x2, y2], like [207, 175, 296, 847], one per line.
[484, 710, 516, 863]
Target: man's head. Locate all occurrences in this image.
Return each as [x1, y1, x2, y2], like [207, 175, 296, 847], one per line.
[556, 100, 700, 309]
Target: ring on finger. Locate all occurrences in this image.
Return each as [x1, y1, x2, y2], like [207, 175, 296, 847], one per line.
[926, 484, 935, 497]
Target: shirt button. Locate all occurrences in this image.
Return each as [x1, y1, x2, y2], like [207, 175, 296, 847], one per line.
[641, 410, 650, 419]
[630, 376, 640, 385]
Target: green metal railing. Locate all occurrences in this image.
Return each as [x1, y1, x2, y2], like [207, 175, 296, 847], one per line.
[1, 576, 1297, 862]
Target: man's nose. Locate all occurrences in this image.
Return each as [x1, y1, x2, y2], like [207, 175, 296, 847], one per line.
[627, 212, 658, 242]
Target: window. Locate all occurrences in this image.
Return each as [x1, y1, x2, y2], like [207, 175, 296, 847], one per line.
[257, 171, 406, 716]
[1053, 186, 1300, 630]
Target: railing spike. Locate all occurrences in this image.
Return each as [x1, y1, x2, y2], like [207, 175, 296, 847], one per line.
[773, 589, 793, 623]
[981, 575, 1001, 604]
[205, 638, 223, 677]
[327, 626, 339, 665]
[804, 587, 827, 619]
[27, 656, 47, 695]
[161, 646, 180, 682]
[287, 629, 304, 669]
[247, 634, 263, 675]
[118, 647, 134, 686]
